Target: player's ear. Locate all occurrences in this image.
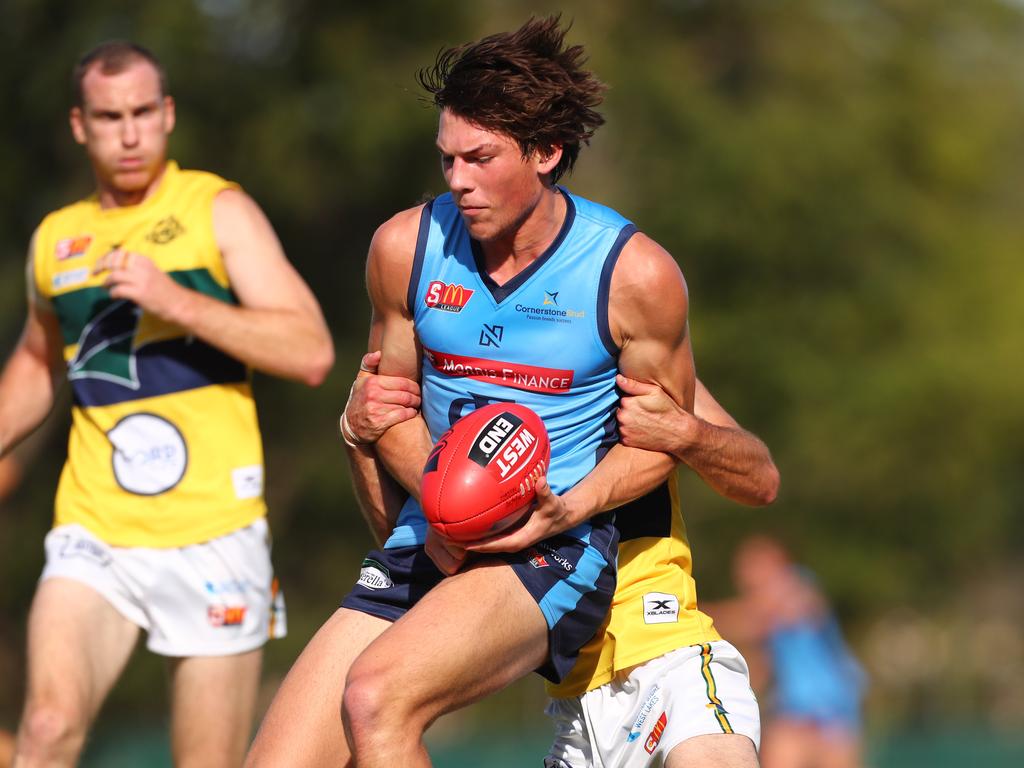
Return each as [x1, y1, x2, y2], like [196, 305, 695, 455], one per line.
[536, 144, 563, 177]
[70, 106, 86, 145]
[162, 95, 176, 135]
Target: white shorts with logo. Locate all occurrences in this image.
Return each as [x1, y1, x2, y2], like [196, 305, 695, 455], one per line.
[545, 641, 760, 768]
[40, 518, 286, 657]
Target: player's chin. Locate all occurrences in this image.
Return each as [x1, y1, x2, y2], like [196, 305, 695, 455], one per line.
[110, 169, 154, 192]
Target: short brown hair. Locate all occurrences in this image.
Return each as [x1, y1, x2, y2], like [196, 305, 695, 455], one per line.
[72, 41, 168, 107]
[417, 16, 605, 183]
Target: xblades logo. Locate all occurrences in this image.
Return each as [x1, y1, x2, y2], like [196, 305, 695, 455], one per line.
[650, 600, 672, 610]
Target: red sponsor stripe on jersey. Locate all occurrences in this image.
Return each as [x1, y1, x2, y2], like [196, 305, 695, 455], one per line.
[424, 348, 574, 394]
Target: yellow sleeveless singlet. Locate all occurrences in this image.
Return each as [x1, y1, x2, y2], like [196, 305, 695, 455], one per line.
[548, 477, 720, 697]
[32, 161, 266, 547]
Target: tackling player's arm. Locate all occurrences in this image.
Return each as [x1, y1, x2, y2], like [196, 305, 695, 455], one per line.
[470, 233, 694, 553]
[341, 352, 421, 547]
[617, 375, 780, 506]
[92, 188, 334, 386]
[0, 233, 66, 460]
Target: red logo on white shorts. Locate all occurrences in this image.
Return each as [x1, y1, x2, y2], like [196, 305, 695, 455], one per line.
[208, 605, 247, 627]
[644, 712, 667, 754]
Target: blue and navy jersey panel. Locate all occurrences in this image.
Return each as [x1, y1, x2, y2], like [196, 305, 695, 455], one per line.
[384, 189, 637, 548]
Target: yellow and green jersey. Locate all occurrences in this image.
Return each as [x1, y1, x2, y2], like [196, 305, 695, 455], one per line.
[32, 161, 266, 547]
[548, 477, 720, 697]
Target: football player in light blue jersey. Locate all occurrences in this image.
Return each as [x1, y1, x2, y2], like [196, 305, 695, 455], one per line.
[246, 17, 755, 768]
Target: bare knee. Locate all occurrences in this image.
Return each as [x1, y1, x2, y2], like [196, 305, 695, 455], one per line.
[17, 700, 88, 761]
[342, 661, 425, 750]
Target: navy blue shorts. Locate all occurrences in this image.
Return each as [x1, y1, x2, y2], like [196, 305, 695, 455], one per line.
[341, 514, 618, 683]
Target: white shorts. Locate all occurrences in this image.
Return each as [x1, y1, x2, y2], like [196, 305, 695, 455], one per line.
[545, 641, 760, 768]
[40, 518, 287, 657]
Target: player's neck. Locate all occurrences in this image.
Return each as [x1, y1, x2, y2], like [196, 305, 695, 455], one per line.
[96, 161, 169, 210]
[480, 186, 565, 283]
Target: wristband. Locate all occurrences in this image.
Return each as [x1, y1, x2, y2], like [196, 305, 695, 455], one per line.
[339, 411, 369, 449]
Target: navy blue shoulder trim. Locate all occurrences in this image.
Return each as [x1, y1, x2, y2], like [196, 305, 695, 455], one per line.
[406, 200, 434, 314]
[597, 223, 638, 357]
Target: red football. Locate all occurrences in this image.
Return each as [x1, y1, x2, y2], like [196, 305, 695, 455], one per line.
[421, 403, 550, 542]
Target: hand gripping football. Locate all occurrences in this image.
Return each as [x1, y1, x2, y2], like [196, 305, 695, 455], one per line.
[421, 403, 550, 542]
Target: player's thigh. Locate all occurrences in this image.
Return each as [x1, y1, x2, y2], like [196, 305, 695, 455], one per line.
[23, 577, 139, 723]
[665, 733, 759, 768]
[167, 648, 262, 767]
[349, 560, 548, 721]
[245, 607, 391, 768]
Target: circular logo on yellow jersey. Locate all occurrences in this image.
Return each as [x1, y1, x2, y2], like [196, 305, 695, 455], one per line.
[107, 413, 188, 495]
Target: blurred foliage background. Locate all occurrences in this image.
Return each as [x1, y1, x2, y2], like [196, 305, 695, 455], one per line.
[2, 0, 1023, 763]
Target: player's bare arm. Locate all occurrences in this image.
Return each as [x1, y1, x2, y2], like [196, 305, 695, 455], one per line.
[363, 206, 435, 493]
[617, 375, 780, 505]
[469, 233, 693, 554]
[92, 188, 333, 386]
[341, 353, 420, 546]
[0, 237, 66, 459]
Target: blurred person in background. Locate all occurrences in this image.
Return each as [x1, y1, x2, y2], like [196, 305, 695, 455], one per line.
[0, 40, 333, 767]
[709, 535, 866, 768]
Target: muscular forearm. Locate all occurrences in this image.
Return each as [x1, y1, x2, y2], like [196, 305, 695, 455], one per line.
[343, 442, 407, 547]
[561, 444, 677, 524]
[676, 419, 779, 506]
[167, 289, 333, 386]
[374, 416, 434, 502]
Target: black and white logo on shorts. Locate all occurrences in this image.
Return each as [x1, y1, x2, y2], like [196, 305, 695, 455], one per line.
[357, 559, 393, 590]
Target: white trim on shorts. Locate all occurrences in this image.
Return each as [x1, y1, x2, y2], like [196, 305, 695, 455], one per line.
[544, 641, 761, 767]
[40, 519, 286, 657]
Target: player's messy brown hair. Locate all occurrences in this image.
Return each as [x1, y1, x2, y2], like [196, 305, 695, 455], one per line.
[417, 15, 606, 183]
[72, 40, 168, 107]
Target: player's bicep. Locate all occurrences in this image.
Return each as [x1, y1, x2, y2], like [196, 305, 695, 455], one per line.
[611, 235, 695, 409]
[365, 208, 424, 381]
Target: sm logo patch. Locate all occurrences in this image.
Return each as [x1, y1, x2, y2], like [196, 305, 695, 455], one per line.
[425, 281, 474, 313]
[55, 235, 92, 261]
[208, 605, 247, 627]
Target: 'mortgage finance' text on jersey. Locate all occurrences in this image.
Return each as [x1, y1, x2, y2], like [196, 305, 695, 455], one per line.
[385, 189, 636, 548]
[32, 162, 266, 547]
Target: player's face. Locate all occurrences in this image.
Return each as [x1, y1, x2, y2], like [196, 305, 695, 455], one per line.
[70, 60, 175, 203]
[436, 110, 555, 243]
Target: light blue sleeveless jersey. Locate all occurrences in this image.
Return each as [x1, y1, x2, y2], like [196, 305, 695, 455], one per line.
[384, 189, 638, 549]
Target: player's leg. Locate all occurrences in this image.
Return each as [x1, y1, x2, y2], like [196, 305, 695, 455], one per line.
[342, 560, 551, 767]
[665, 734, 759, 768]
[244, 607, 391, 768]
[166, 650, 262, 768]
[663, 642, 761, 768]
[15, 578, 140, 766]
